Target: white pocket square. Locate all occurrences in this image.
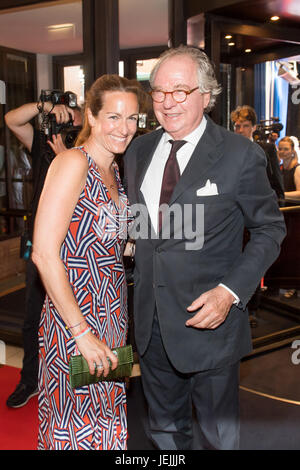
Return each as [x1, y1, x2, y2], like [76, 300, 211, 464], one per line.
[196, 179, 219, 196]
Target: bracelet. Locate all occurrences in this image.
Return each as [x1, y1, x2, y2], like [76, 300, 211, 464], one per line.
[73, 326, 91, 340]
[65, 319, 85, 330]
[36, 101, 54, 114]
[47, 103, 55, 114]
[36, 101, 43, 113]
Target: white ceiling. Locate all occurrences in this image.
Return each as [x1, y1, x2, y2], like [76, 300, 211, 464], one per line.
[0, 0, 169, 55]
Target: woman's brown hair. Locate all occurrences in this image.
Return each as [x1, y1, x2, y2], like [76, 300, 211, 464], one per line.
[75, 74, 142, 146]
[278, 136, 295, 150]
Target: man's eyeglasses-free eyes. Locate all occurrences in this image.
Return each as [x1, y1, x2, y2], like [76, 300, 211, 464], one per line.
[149, 86, 199, 103]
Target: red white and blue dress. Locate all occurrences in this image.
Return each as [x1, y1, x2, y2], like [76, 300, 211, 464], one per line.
[38, 147, 131, 450]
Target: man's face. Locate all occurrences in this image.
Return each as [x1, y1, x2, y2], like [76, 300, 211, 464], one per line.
[233, 119, 256, 139]
[152, 55, 210, 140]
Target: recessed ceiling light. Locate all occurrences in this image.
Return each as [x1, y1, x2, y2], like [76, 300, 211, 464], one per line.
[245, 49, 252, 53]
[270, 16, 280, 21]
[48, 23, 74, 31]
[228, 42, 235, 46]
[225, 35, 232, 39]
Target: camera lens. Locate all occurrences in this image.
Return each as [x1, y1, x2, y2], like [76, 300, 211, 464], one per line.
[64, 129, 80, 148]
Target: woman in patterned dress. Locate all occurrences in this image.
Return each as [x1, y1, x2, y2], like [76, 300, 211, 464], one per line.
[32, 75, 140, 450]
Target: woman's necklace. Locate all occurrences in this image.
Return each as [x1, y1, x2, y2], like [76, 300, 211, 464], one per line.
[98, 167, 117, 190]
[83, 141, 117, 190]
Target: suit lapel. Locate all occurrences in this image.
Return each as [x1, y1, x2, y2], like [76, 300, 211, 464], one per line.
[169, 116, 224, 205]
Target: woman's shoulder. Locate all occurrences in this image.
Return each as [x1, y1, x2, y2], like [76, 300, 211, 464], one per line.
[51, 147, 89, 171]
[46, 148, 89, 189]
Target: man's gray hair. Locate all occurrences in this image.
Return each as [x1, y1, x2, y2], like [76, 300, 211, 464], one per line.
[150, 45, 222, 112]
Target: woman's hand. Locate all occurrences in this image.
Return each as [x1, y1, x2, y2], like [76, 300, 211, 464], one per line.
[123, 241, 135, 257]
[75, 329, 119, 377]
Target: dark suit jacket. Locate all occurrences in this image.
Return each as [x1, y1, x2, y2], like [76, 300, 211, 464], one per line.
[124, 116, 286, 373]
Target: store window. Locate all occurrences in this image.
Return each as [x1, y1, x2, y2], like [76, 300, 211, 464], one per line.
[135, 58, 159, 131]
[136, 58, 158, 82]
[64, 65, 85, 106]
[0, 49, 36, 237]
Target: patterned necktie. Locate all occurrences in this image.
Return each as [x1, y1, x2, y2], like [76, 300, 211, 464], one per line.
[158, 139, 186, 231]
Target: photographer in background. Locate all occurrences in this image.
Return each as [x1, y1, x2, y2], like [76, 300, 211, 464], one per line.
[231, 105, 284, 202]
[4, 95, 82, 408]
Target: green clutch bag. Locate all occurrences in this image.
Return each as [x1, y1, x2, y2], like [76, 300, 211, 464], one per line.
[69, 344, 133, 388]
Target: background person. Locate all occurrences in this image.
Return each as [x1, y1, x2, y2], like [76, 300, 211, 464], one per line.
[124, 45, 286, 450]
[4, 99, 82, 408]
[277, 135, 300, 300]
[32, 75, 141, 450]
[278, 136, 300, 198]
[231, 105, 284, 201]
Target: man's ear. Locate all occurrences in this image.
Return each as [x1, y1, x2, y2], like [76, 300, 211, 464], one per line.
[203, 93, 210, 109]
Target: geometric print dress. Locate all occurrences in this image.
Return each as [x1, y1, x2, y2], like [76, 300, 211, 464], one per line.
[38, 147, 132, 450]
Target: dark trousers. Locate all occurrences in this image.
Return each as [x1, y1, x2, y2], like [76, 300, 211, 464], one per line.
[20, 258, 45, 388]
[139, 313, 240, 450]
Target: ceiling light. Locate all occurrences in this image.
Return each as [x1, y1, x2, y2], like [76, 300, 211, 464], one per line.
[48, 23, 74, 31]
[245, 49, 252, 53]
[228, 42, 235, 46]
[270, 16, 280, 21]
[225, 35, 232, 39]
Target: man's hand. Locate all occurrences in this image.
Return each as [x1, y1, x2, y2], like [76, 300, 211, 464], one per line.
[44, 103, 74, 155]
[186, 285, 235, 329]
[43, 102, 75, 124]
[47, 134, 67, 155]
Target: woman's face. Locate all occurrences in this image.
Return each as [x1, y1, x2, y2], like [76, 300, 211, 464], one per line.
[278, 141, 294, 162]
[88, 91, 139, 156]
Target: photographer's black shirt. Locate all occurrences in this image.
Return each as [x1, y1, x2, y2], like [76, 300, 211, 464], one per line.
[28, 129, 55, 238]
[258, 141, 285, 200]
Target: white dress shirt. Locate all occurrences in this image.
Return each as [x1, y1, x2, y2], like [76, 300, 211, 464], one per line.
[141, 117, 207, 233]
[140, 116, 239, 304]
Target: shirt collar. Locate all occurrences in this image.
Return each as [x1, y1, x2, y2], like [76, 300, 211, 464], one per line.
[163, 115, 207, 147]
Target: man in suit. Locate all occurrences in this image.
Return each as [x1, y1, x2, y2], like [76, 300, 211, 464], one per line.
[124, 46, 286, 450]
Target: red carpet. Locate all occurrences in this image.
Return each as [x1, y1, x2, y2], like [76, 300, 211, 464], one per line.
[0, 365, 38, 450]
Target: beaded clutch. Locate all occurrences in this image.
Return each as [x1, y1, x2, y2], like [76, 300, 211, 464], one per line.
[69, 344, 133, 388]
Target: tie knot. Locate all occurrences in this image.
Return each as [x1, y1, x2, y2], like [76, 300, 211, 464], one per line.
[169, 140, 186, 153]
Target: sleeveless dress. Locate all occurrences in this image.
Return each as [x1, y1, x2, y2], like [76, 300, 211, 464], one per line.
[38, 147, 132, 450]
[282, 164, 299, 191]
